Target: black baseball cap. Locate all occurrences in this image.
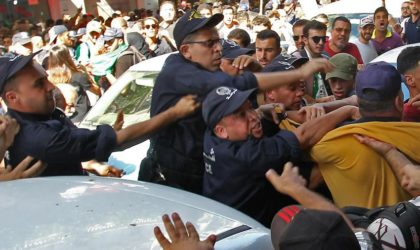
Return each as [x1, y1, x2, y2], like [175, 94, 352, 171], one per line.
[174, 10, 223, 48]
[0, 52, 39, 94]
[202, 86, 256, 129]
[222, 39, 254, 59]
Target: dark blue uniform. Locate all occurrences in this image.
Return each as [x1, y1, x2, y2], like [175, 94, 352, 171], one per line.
[6, 108, 117, 176]
[202, 129, 301, 226]
[149, 53, 258, 193]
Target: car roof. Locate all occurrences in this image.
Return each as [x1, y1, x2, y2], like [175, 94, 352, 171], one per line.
[129, 52, 177, 72]
[0, 176, 269, 249]
[371, 42, 420, 65]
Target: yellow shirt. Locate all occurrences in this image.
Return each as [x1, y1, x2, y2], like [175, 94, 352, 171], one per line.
[310, 122, 419, 208]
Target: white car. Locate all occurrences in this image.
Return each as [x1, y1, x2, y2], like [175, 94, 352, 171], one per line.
[0, 176, 273, 249]
[370, 43, 420, 101]
[79, 53, 175, 180]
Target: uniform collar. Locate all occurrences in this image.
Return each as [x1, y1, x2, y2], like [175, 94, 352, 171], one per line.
[8, 108, 66, 122]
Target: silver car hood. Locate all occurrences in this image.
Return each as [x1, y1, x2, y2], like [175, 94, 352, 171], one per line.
[0, 176, 272, 249]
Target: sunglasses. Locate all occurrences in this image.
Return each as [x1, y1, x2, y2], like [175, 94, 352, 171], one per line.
[310, 36, 327, 44]
[145, 24, 158, 29]
[292, 35, 304, 41]
[183, 38, 223, 48]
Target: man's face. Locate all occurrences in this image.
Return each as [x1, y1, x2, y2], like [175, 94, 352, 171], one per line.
[255, 37, 280, 67]
[59, 31, 74, 47]
[405, 63, 420, 93]
[200, 9, 212, 18]
[374, 11, 389, 32]
[359, 24, 374, 41]
[183, 28, 222, 72]
[8, 63, 56, 115]
[160, 3, 175, 22]
[144, 19, 158, 38]
[217, 100, 263, 141]
[401, 2, 412, 17]
[327, 77, 354, 100]
[304, 29, 326, 56]
[292, 25, 305, 50]
[331, 20, 351, 51]
[3, 37, 11, 48]
[223, 9, 234, 25]
[266, 81, 305, 110]
[410, 1, 419, 15]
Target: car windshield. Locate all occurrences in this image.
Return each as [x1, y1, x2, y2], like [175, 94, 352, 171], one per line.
[81, 71, 158, 127]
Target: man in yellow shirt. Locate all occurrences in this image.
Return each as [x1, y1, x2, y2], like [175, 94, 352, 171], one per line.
[310, 62, 420, 208]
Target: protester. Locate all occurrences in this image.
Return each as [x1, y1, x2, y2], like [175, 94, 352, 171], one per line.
[218, 5, 238, 39]
[324, 16, 363, 65]
[310, 62, 419, 208]
[227, 28, 251, 48]
[143, 17, 175, 56]
[255, 29, 281, 67]
[292, 20, 330, 99]
[402, 0, 420, 44]
[353, 15, 378, 64]
[146, 11, 332, 194]
[291, 19, 309, 52]
[397, 46, 420, 122]
[325, 53, 358, 100]
[371, 7, 403, 55]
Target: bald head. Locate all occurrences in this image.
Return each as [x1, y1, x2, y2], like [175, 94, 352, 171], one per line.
[111, 17, 128, 31]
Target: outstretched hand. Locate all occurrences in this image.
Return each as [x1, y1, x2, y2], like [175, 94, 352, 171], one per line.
[299, 58, 333, 79]
[154, 212, 216, 250]
[265, 162, 307, 196]
[353, 134, 394, 156]
[0, 156, 46, 181]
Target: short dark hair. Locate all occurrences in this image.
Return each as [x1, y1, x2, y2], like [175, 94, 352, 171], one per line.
[303, 20, 327, 37]
[256, 29, 280, 48]
[293, 19, 309, 30]
[332, 16, 351, 29]
[374, 6, 389, 19]
[358, 91, 396, 114]
[252, 15, 271, 29]
[228, 28, 251, 47]
[397, 46, 420, 74]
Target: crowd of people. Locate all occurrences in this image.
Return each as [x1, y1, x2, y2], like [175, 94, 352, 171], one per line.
[1, 0, 420, 249]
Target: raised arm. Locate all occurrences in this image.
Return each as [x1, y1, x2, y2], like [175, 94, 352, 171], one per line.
[266, 162, 354, 229]
[354, 135, 420, 197]
[116, 95, 200, 146]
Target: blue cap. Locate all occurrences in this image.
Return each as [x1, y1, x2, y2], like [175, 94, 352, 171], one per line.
[271, 54, 308, 68]
[202, 87, 256, 129]
[263, 60, 294, 72]
[356, 61, 401, 101]
[222, 39, 254, 59]
[0, 52, 39, 93]
[174, 10, 223, 48]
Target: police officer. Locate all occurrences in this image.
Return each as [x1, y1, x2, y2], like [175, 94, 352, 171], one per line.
[148, 10, 332, 194]
[0, 53, 198, 177]
[201, 86, 357, 226]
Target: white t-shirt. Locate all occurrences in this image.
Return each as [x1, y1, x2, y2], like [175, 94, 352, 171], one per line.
[353, 39, 378, 64]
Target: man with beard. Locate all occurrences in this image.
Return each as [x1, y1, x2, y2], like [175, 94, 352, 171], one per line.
[371, 7, 403, 55]
[402, 0, 420, 44]
[201, 86, 358, 226]
[323, 16, 363, 64]
[353, 15, 378, 64]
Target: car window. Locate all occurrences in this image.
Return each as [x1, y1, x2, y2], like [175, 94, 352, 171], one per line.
[83, 72, 158, 127]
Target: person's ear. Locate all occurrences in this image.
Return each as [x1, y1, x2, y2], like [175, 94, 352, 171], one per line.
[214, 124, 228, 139]
[265, 90, 275, 103]
[4, 90, 17, 105]
[404, 74, 416, 88]
[394, 93, 404, 113]
[179, 44, 191, 59]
